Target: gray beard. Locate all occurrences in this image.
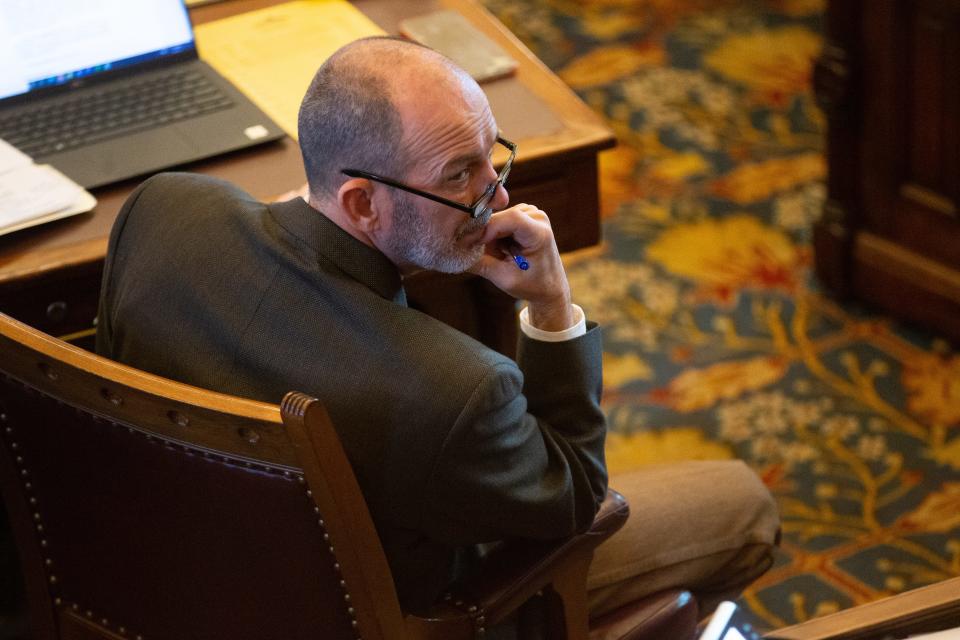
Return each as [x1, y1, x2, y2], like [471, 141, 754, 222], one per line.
[386, 193, 489, 273]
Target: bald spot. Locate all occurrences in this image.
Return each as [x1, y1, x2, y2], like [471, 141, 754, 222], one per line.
[333, 38, 483, 147]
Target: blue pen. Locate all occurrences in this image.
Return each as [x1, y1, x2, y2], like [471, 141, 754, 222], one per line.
[504, 241, 529, 271]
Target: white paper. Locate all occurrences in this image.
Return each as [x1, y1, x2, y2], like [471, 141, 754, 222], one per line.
[0, 139, 96, 235]
[0, 137, 32, 173]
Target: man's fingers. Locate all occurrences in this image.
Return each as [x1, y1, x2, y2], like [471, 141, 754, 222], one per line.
[480, 203, 549, 246]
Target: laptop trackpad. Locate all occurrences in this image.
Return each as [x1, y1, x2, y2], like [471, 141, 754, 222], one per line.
[98, 128, 194, 178]
[52, 128, 196, 189]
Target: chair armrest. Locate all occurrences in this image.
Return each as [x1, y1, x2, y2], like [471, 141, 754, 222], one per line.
[766, 577, 960, 640]
[442, 489, 629, 627]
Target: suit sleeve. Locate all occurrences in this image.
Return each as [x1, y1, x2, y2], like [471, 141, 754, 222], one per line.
[423, 323, 607, 545]
[95, 176, 157, 357]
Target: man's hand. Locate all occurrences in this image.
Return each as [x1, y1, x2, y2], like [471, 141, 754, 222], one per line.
[468, 203, 575, 332]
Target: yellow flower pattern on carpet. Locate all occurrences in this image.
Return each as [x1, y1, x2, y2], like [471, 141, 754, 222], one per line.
[903, 353, 960, 429]
[647, 215, 805, 300]
[606, 428, 734, 474]
[898, 483, 960, 534]
[705, 26, 822, 106]
[651, 356, 790, 412]
[560, 44, 665, 88]
[711, 153, 825, 204]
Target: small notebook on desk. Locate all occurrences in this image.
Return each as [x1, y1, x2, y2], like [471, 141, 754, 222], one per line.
[399, 10, 518, 83]
[0, 139, 96, 237]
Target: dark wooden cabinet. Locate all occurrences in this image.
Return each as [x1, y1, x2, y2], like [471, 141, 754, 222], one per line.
[815, 0, 960, 342]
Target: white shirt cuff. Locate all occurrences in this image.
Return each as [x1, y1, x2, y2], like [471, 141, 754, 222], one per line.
[519, 304, 587, 342]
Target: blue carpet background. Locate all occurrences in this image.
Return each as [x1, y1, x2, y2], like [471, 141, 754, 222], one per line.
[480, 0, 960, 631]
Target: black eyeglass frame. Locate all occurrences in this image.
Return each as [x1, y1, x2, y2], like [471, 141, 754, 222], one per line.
[341, 136, 517, 219]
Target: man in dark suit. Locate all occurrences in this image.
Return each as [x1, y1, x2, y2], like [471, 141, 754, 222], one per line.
[97, 37, 778, 623]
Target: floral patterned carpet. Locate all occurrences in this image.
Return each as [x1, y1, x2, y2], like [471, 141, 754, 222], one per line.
[481, 0, 960, 631]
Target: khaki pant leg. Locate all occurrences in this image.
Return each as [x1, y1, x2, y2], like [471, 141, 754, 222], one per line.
[587, 460, 780, 618]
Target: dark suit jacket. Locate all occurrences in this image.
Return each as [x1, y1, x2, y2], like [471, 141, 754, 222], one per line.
[96, 172, 608, 610]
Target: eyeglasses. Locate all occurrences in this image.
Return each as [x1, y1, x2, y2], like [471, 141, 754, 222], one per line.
[342, 137, 517, 219]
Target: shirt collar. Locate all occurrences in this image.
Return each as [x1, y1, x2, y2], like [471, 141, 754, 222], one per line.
[267, 197, 406, 305]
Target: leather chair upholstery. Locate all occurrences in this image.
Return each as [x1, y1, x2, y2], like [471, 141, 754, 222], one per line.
[0, 311, 698, 640]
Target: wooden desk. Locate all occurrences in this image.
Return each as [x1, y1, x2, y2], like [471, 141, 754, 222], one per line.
[0, 0, 613, 355]
[767, 576, 960, 640]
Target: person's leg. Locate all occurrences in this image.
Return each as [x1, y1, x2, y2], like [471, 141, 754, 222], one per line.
[587, 460, 779, 618]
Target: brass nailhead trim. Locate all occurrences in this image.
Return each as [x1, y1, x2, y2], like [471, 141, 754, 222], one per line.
[303, 480, 362, 638]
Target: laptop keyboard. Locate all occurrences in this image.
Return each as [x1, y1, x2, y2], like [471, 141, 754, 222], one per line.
[0, 68, 235, 159]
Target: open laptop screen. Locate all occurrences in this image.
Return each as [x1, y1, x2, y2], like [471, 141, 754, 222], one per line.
[0, 0, 194, 101]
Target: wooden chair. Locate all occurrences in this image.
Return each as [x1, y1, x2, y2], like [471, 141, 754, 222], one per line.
[0, 311, 698, 640]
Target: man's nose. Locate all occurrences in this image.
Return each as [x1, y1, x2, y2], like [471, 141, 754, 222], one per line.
[490, 182, 509, 211]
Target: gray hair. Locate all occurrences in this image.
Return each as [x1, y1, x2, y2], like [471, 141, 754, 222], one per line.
[297, 37, 413, 199]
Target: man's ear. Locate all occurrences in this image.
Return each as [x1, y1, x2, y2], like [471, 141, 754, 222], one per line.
[337, 178, 381, 233]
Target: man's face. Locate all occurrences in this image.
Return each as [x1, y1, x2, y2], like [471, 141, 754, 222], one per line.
[378, 74, 508, 274]
[383, 189, 492, 274]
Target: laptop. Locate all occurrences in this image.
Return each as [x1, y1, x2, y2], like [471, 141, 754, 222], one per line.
[0, 0, 285, 189]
